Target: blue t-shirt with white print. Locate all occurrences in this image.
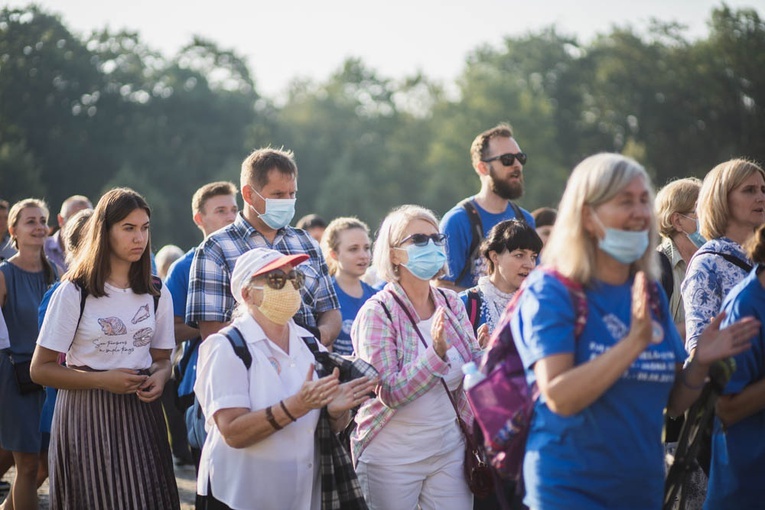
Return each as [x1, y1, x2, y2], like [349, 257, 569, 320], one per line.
[510, 270, 686, 510]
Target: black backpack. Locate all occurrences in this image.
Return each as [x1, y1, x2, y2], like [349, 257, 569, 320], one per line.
[455, 198, 525, 285]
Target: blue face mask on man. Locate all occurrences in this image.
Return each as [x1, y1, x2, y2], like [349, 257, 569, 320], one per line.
[680, 214, 706, 248]
[397, 240, 447, 280]
[250, 187, 296, 230]
[593, 213, 649, 264]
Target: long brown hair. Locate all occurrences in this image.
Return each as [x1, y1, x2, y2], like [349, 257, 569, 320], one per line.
[66, 188, 158, 298]
[8, 198, 57, 285]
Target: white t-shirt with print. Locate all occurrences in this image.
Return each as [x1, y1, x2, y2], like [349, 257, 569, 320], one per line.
[37, 280, 174, 370]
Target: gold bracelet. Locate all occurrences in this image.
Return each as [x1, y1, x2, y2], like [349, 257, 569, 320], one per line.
[265, 406, 283, 430]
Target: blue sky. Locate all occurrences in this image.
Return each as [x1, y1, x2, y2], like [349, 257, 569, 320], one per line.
[7, 0, 762, 98]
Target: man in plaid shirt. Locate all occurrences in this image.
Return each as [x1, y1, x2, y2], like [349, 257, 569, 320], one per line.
[186, 148, 341, 347]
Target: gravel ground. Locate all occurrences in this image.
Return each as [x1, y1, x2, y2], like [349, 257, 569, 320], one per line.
[1, 463, 197, 509]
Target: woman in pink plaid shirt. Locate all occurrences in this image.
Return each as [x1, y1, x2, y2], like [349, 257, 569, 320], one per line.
[351, 205, 483, 510]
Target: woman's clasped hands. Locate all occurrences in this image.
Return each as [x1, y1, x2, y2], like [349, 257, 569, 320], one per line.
[296, 364, 378, 415]
[431, 307, 452, 360]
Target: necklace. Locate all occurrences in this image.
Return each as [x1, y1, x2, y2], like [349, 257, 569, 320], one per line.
[107, 279, 131, 291]
[477, 276, 515, 334]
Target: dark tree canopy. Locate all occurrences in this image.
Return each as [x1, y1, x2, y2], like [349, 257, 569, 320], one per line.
[0, 4, 762, 249]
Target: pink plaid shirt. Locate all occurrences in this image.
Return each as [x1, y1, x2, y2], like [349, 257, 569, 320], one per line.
[350, 281, 483, 463]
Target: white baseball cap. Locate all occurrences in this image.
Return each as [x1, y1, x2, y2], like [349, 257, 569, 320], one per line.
[230, 247, 309, 303]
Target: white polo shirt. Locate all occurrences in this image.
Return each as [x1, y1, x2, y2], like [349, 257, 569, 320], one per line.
[195, 315, 322, 510]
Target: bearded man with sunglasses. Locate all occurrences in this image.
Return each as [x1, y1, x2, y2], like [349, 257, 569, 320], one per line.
[186, 148, 342, 348]
[438, 123, 535, 292]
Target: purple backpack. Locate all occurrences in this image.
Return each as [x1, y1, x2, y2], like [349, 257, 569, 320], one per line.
[465, 267, 587, 481]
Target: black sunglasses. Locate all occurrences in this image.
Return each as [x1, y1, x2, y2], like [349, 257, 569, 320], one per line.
[259, 269, 305, 290]
[481, 152, 527, 167]
[397, 233, 447, 247]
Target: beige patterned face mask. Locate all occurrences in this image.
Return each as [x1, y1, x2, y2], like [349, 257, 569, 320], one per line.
[255, 284, 302, 325]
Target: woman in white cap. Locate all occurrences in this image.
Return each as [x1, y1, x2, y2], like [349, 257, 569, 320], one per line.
[195, 247, 376, 510]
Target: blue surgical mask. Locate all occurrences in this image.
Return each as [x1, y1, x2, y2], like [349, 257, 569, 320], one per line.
[680, 215, 706, 248]
[251, 188, 296, 230]
[594, 213, 649, 264]
[398, 240, 447, 280]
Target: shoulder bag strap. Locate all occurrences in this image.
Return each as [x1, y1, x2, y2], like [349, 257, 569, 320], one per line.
[386, 291, 472, 439]
[692, 250, 753, 273]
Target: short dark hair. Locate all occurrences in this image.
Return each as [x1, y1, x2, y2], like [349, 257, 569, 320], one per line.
[240, 148, 298, 190]
[0, 199, 9, 211]
[296, 214, 327, 231]
[481, 219, 543, 275]
[531, 207, 557, 229]
[470, 123, 514, 168]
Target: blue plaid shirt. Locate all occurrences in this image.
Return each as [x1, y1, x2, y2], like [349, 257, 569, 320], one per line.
[185, 213, 339, 328]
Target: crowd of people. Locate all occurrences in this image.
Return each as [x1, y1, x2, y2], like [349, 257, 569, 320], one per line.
[0, 123, 763, 510]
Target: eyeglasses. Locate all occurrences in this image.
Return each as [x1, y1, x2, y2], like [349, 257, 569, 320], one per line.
[397, 233, 447, 247]
[481, 152, 527, 167]
[259, 269, 305, 290]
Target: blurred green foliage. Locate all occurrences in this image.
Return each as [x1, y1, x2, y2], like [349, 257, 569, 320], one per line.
[0, 5, 763, 249]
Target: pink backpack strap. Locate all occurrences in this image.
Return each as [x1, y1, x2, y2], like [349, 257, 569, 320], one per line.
[539, 267, 588, 337]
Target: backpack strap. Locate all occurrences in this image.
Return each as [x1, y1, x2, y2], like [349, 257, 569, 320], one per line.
[656, 248, 674, 299]
[150, 275, 162, 314]
[465, 288, 483, 333]
[219, 326, 252, 370]
[191, 326, 251, 423]
[78, 284, 89, 328]
[507, 201, 526, 225]
[456, 198, 484, 285]
[538, 267, 588, 338]
[694, 250, 753, 273]
[300, 335, 333, 377]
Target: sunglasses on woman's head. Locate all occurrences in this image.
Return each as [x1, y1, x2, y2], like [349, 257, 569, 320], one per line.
[259, 269, 305, 290]
[397, 233, 447, 247]
[481, 152, 528, 167]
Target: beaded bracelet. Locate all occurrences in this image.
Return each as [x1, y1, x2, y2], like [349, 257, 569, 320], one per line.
[265, 406, 283, 430]
[279, 400, 297, 422]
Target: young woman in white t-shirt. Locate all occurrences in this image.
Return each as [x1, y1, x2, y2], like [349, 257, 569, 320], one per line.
[31, 188, 180, 510]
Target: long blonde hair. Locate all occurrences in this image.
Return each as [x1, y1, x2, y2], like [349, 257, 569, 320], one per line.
[543, 153, 659, 285]
[697, 159, 765, 240]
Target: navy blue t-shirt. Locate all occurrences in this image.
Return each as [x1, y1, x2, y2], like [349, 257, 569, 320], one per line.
[511, 270, 686, 510]
[332, 277, 377, 355]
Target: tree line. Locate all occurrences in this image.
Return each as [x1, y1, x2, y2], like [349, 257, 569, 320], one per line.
[0, 4, 763, 249]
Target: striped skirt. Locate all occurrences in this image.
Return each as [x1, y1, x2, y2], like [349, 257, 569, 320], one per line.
[49, 387, 181, 510]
